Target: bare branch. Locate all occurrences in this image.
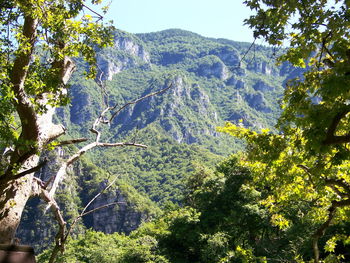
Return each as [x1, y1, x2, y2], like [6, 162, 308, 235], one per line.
[0, 159, 48, 183]
[80, 202, 124, 218]
[97, 142, 147, 148]
[90, 106, 111, 142]
[48, 177, 121, 263]
[32, 179, 66, 263]
[56, 138, 88, 147]
[47, 141, 146, 201]
[109, 83, 173, 122]
[81, 177, 118, 216]
[2, 148, 37, 180]
[42, 78, 172, 262]
[82, 4, 104, 21]
[237, 37, 257, 68]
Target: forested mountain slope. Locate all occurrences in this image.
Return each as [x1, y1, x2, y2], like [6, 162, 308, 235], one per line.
[17, 28, 299, 251]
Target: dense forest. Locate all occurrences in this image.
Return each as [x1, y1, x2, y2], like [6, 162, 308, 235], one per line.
[1, 0, 350, 263]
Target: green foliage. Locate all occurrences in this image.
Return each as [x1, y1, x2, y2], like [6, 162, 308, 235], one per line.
[125, 156, 274, 263]
[79, 156, 161, 217]
[244, 0, 350, 155]
[37, 230, 169, 263]
[14, 18, 327, 261]
[219, 122, 350, 260]
[90, 124, 222, 205]
[213, 1, 350, 261]
[0, 0, 115, 163]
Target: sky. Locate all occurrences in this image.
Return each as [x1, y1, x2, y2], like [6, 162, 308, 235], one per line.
[102, 0, 255, 43]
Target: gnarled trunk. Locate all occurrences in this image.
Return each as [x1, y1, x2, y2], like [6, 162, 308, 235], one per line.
[0, 105, 65, 244]
[0, 158, 38, 244]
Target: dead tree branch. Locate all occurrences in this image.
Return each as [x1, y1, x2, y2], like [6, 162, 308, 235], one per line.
[47, 177, 123, 263]
[82, 4, 104, 21]
[56, 138, 88, 147]
[46, 83, 173, 200]
[0, 158, 47, 183]
[40, 78, 173, 262]
[109, 83, 173, 122]
[47, 141, 146, 200]
[32, 179, 66, 263]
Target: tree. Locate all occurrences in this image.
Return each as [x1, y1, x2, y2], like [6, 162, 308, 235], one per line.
[217, 1, 350, 262]
[37, 230, 170, 263]
[243, 0, 350, 150]
[0, 0, 116, 244]
[137, 157, 273, 263]
[0, 0, 175, 255]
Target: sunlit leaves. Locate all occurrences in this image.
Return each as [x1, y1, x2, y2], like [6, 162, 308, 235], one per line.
[0, 0, 115, 151]
[218, 118, 350, 259]
[271, 213, 290, 230]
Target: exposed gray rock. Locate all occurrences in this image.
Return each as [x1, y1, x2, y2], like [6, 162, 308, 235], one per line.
[114, 76, 219, 144]
[91, 190, 147, 234]
[247, 61, 277, 75]
[209, 46, 240, 67]
[114, 37, 150, 62]
[232, 67, 246, 76]
[245, 92, 272, 113]
[226, 77, 245, 89]
[97, 36, 150, 81]
[235, 80, 245, 89]
[197, 60, 230, 80]
[253, 80, 274, 92]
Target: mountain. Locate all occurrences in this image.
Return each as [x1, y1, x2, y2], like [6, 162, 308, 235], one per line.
[66, 29, 293, 142]
[17, 29, 299, 251]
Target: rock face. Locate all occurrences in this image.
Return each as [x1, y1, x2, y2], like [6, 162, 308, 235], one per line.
[112, 76, 219, 144]
[209, 46, 240, 67]
[162, 78, 219, 143]
[114, 36, 150, 62]
[91, 190, 146, 234]
[192, 55, 230, 80]
[70, 88, 93, 125]
[62, 29, 291, 145]
[253, 80, 274, 92]
[247, 61, 277, 76]
[245, 92, 272, 113]
[226, 76, 245, 89]
[17, 151, 156, 251]
[97, 34, 150, 81]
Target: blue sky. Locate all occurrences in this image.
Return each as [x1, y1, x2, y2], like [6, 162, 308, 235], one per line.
[102, 0, 255, 43]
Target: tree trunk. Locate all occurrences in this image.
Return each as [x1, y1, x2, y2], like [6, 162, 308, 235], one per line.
[0, 156, 38, 244]
[0, 106, 64, 244]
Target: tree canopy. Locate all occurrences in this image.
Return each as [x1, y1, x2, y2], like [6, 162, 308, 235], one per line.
[0, 0, 114, 246]
[218, 0, 350, 262]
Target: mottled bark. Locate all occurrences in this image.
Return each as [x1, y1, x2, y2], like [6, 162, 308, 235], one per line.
[0, 111, 65, 243]
[0, 13, 66, 243]
[0, 161, 37, 243]
[0, 12, 39, 244]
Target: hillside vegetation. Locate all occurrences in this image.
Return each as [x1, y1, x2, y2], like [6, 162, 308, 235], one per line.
[18, 28, 304, 258]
